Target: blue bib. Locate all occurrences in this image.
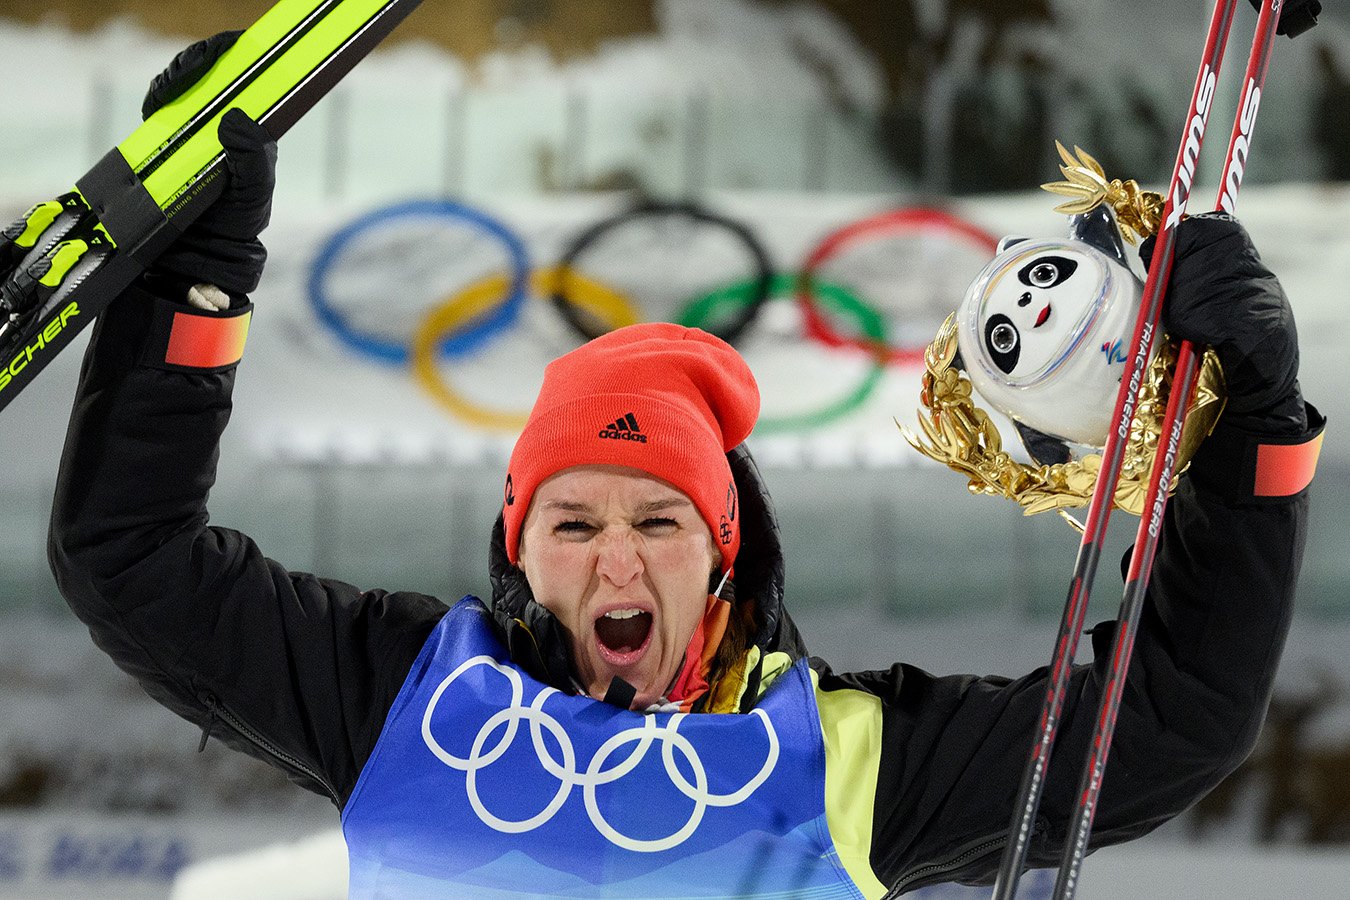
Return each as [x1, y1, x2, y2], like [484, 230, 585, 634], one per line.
[342, 598, 863, 899]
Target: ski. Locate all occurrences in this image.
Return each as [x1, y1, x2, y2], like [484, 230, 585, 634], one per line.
[0, 0, 425, 413]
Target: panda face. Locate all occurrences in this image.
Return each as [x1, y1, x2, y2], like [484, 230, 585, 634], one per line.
[955, 232, 1147, 446]
[968, 242, 1111, 387]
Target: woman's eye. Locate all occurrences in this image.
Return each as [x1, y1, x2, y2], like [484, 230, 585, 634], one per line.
[555, 520, 595, 536]
[638, 517, 678, 531]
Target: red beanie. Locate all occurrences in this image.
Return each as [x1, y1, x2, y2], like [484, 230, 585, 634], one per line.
[504, 323, 759, 573]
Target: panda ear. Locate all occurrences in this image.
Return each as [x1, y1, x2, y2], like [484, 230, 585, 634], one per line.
[997, 235, 1030, 253]
[1068, 205, 1130, 267]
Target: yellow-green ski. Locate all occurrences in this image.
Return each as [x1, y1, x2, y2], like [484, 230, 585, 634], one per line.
[0, 0, 425, 413]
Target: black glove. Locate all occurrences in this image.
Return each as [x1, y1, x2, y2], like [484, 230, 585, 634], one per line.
[1141, 212, 1306, 435]
[142, 32, 277, 304]
[1245, 0, 1321, 38]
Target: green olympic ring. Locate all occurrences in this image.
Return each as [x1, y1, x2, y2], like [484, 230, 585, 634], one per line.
[678, 274, 888, 433]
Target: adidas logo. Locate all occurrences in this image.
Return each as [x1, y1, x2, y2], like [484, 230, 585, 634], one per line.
[598, 413, 648, 444]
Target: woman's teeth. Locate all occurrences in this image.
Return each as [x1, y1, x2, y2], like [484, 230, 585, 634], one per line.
[596, 609, 653, 655]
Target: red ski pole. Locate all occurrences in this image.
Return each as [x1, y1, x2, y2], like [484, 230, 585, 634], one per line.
[989, 2, 1241, 896]
[1050, 0, 1294, 895]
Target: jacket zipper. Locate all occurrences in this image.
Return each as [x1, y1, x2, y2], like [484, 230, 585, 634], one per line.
[196, 706, 217, 753]
[886, 833, 1009, 897]
[200, 692, 341, 805]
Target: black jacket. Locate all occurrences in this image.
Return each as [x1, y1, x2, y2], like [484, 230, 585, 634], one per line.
[49, 286, 1317, 894]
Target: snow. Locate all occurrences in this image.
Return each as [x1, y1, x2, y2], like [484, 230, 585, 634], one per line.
[471, 0, 884, 107]
[0, 1, 896, 203]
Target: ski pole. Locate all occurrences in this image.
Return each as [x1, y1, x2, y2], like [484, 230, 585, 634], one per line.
[1051, 0, 1312, 895]
[988, 2, 1241, 896]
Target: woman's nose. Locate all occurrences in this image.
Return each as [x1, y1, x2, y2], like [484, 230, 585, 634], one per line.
[594, 529, 642, 585]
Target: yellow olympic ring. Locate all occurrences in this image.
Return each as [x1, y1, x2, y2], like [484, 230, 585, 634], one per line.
[412, 267, 641, 431]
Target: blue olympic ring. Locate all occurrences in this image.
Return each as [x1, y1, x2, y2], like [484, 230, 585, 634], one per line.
[307, 199, 531, 365]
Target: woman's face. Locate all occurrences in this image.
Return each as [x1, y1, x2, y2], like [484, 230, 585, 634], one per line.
[517, 464, 721, 710]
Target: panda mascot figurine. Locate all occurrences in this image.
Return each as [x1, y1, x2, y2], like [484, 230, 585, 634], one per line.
[956, 203, 1145, 456]
[905, 148, 1229, 517]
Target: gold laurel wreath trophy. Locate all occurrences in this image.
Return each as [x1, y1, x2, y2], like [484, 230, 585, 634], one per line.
[901, 144, 1226, 530]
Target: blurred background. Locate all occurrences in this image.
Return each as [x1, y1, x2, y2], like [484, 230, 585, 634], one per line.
[0, 0, 1347, 897]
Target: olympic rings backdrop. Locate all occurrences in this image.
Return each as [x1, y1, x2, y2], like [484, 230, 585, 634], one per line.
[283, 194, 1001, 440]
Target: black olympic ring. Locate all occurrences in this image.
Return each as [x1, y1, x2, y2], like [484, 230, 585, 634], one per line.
[551, 200, 774, 346]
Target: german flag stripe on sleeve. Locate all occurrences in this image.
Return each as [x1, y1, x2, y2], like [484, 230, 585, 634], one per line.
[164, 309, 252, 369]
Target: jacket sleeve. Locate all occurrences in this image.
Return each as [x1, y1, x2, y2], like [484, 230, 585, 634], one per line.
[827, 408, 1320, 894]
[48, 285, 449, 808]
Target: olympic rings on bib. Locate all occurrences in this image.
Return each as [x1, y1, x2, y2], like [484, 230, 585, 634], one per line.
[412, 267, 641, 431]
[553, 200, 773, 345]
[797, 206, 998, 365]
[679, 274, 888, 432]
[421, 655, 779, 853]
[308, 199, 531, 365]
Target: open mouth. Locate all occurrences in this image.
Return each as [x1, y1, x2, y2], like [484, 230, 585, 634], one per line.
[1034, 303, 1052, 328]
[595, 608, 653, 665]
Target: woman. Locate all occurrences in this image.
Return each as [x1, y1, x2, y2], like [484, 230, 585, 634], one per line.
[48, 35, 1323, 898]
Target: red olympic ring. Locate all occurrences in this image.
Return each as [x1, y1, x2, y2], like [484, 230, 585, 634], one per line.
[796, 206, 999, 366]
